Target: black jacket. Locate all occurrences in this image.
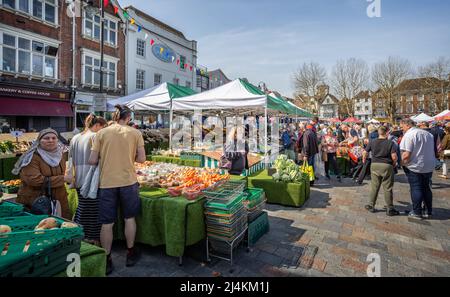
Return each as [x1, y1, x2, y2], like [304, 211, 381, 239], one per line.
[300, 129, 319, 158]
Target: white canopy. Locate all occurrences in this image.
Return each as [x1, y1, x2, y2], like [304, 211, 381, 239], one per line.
[172, 79, 266, 111]
[433, 109, 450, 119]
[411, 113, 434, 122]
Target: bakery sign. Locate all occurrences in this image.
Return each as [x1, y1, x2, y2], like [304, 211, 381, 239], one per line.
[0, 85, 70, 100]
[152, 44, 176, 63]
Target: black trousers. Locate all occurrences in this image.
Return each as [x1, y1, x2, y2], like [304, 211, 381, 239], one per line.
[324, 153, 340, 177]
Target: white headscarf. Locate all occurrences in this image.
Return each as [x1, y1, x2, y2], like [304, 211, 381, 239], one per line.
[12, 128, 67, 175]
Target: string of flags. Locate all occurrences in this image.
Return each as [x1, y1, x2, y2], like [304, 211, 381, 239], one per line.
[107, 0, 197, 72]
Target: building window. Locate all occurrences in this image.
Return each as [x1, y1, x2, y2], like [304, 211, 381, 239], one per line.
[365, 106, 369, 112]
[136, 69, 145, 90]
[185, 81, 191, 88]
[82, 53, 116, 88]
[136, 39, 145, 57]
[1, 32, 57, 78]
[406, 96, 413, 114]
[1, 0, 57, 25]
[179, 55, 185, 70]
[418, 95, 425, 112]
[154, 73, 161, 86]
[83, 11, 117, 46]
[173, 77, 179, 85]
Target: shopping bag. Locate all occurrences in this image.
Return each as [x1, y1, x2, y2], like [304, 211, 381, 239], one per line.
[301, 161, 315, 182]
[314, 155, 325, 177]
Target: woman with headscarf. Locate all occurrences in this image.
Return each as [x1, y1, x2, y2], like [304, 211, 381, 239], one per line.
[13, 128, 72, 219]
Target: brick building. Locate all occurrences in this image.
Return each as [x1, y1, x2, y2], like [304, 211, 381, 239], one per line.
[0, 0, 127, 131]
[354, 90, 372, 121]
[372, 77, 450, 121]
[0, 0, 73, 132]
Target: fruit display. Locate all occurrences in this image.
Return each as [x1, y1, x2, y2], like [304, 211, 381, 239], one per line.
[0, 141, 32, 156]
[271, 155, 305, 183]
[0, 224, 12, 233]
[135, 162, 229, 200]
[1, 180, 21, 187]
[141, 129, 169, 145]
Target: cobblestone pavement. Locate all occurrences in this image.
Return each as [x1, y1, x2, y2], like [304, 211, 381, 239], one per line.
[109, 170, 450, 277]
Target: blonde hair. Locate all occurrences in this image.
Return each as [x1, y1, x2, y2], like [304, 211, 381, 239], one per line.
[367, 124, 376, 134]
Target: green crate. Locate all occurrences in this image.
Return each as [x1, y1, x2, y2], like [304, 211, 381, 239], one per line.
[244, 188, 265, 208]
[247, 211, 269, 246]
[1, 185, 19, 194]
[0, 201, 24, 218]
[0, 215, 84, 277]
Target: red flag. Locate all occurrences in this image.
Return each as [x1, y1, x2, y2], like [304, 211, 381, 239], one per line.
[184, 64, 188, 69]
[103, 0, 109, 8]
[113, 5, 119, 15]
[190, 66, 193, 71]
[176, 59, 180, 65]
[150, 39, 155, 46]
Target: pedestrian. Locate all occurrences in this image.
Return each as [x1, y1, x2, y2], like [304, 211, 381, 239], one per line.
[300, 124, 319, 185]
[225, 126, 249, 176]
[399, 119, 435, 219]
[360, 123, 368, 139]
[1, 122, 11, 134]
[88, 104, 146, 274]
[322, 127, 341, 182]
[282, 127, 296, 160]
[67, 114, 107, 245]
[363, 126, 400, 216]
[438, 126, 450, 179]
[13, 128, 72, 219]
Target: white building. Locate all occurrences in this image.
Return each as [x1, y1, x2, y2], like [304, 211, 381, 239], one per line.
[354, 91, 372, 121]
[318, 94, 340, 119]
[125, 6, 198, 95]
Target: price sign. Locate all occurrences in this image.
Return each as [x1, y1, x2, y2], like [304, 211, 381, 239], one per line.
[10, 131, 23, 138]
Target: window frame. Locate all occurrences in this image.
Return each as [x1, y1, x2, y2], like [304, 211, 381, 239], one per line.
[136, 38, 146, 58]
[0, 30, 58, 79]
[82, 10, 118, 47]
[136, 69, 145, 90]
[81, 50, 118, 89]
[0, 0, 58, 26]
[154, 73, 162, 86]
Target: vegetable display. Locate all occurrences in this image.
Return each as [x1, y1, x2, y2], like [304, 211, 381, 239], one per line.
[272, 155, 305, 183]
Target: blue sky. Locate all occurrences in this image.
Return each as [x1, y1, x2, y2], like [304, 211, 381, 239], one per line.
[120, 0, 450, 97]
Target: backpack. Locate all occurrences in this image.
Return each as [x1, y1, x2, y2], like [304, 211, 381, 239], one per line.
[282, 132, 292, 149]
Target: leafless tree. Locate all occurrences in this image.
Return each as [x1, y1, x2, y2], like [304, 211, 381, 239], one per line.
[292, 62, 327, 114]
[418, 56, 450, 112]
[331, 58, 370, 117]
[372, 56, 412, 123]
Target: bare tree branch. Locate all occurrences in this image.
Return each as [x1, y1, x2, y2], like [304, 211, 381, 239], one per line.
[418, 56, 450, 112]
[292, 62, 327, 114]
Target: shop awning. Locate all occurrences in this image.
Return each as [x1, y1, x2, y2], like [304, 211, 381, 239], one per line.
[0, 98, 73, 117]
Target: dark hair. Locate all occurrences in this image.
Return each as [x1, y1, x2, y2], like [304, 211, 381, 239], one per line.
[84, 113, 107, 131]
[112, 104, 132, 122]
[400, 119, 416, 127]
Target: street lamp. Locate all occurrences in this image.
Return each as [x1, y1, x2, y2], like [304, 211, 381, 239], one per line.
[83, 0, 106, 115]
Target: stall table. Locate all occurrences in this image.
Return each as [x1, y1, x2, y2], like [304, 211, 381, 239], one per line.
[247, 170, 310, 207]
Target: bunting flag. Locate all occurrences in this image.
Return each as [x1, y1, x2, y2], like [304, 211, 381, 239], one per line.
[160, 47, 164, 54]
[150, 39, 155, 45]
[113, 5, 119, 15]
[144, 33, 148, 40]
[171, 56, 176, 63]
[103, 0, 109, 8]
[184, 63, 188, 69]
[130, 18, 135, 25]
[123, 11, 129, 19]
[176, 59, 180, 65]
[137, 25, 142, 32]
[190, 65, 193, 71]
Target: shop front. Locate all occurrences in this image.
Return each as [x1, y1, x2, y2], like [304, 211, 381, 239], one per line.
[0, 82, 73, 133]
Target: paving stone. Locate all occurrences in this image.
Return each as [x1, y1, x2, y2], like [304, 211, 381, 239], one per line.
[257, 251, 284, 267]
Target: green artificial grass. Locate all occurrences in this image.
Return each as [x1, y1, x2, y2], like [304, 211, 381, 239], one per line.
[2, 156, 19, 181]
[149, 155, 201, 167]
[54, 242, 106, 277]
[248, 170, 310, 208]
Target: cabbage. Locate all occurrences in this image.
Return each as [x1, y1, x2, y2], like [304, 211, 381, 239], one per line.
[281, 174, 290, 182]
[272, 172, 281, 182]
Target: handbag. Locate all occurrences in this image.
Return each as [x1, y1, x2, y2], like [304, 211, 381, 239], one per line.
[322, 150, 328, 162]
[301, 161, 315, 182]
[31, 177, 59, 216]
[80, 165, 100, 199]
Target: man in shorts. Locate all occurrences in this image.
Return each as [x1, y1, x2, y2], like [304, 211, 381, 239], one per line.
[89, 104, 146, 274]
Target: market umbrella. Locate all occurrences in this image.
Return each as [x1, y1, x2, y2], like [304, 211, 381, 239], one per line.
[367, 119, 380, 124]
[343, 117, 362, 124]
[328, 118, 342, 123]
[411, 113, 433, 123]
[435, 110, 450, 121]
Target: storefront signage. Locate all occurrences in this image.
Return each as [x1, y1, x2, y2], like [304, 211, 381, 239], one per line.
[152, 44, 176, 63]
[0, 85, 70, 100]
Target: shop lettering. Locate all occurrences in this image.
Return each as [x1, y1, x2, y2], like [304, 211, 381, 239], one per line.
[180, 281, 214, 294]
[0, 87, 51, 97]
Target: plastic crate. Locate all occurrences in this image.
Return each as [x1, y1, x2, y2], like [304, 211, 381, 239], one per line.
[243, 188, 265, 209]
[1, 186, 19, 194]
[247, 200, 266, 223]
[247, 211, 269, 246]
[0, 215, 84, 277]
[0, 201, 24, 218]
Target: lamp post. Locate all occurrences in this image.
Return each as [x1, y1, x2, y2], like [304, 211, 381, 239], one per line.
[84, 0, 106, 115]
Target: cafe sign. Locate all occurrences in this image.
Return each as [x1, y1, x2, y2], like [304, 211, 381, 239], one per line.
[0, 85, 70, 100]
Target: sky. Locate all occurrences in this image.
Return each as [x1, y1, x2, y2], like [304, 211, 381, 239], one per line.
[119, 0, 450, 97]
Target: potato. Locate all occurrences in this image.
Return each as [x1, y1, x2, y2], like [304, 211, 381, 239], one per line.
[61, 222, 78, 229]
[35, 218, 58, 230]
[0, 225, 11, 233]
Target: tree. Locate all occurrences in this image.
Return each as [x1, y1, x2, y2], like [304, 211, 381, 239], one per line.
[372, 56, 412, 123]
[418, 57, 450, 112]
[292, 62, 327, 114]
[331, 58, 369, 117]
